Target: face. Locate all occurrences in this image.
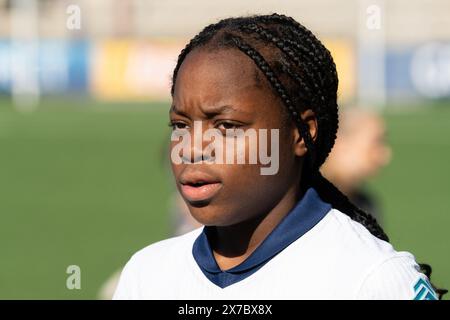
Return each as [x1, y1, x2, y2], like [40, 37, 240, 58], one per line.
[332, 114, 391, 182]
[354, 116, 391, 178]
[169, 48, 303, 227]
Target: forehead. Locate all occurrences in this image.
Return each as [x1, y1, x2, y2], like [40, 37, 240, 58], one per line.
[172, 47, 268, 108]
[177, 47, 260, 87]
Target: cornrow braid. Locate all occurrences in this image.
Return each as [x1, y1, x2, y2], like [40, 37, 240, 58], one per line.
[257, 13, 338, 83]
[261, 14, 340, 105]
[239, 23, 325, 103]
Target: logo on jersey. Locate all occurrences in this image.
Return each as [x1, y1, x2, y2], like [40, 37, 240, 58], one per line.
[413, 278, 438, 300]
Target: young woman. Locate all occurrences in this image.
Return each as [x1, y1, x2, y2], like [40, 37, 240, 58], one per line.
[113, 13, 443, 300]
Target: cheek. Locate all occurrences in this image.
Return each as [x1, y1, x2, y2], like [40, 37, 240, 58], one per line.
[169, 143, 182, 176]
[170, 163, 182, 179]
[220, 163, 290, 219]
[219, 131, 296, 201]
[216, 162, 268, 190]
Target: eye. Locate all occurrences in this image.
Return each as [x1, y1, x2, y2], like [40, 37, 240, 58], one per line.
[216, 121, 242, 131]
[169, 121, 189, 130]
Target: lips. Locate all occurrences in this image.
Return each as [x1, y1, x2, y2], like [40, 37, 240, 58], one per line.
[179, 171, 222, 203]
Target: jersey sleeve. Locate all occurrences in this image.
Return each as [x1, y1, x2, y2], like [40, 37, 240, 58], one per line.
[356, 254, 438, 300]
[112, 256, 140, 300]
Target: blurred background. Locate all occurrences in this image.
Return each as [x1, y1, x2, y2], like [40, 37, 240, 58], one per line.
[0, 0, 449, 299]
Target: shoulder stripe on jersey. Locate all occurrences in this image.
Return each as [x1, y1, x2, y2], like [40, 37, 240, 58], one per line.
[414, 278, 438, 300]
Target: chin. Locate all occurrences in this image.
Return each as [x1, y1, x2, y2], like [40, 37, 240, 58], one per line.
[187, 205, 239, 227]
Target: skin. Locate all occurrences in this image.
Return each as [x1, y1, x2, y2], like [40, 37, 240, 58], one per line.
[170, 47, 317, 270]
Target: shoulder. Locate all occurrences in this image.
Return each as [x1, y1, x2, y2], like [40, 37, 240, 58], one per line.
[323, 209, 436, 299]
[324, 209, 408, 261]
[356, 254, 438, 299]
[129, 227, 202, 264]
[112, 227, 203, 300]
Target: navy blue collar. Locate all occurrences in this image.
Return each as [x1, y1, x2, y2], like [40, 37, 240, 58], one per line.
[192, 187, 332, 288]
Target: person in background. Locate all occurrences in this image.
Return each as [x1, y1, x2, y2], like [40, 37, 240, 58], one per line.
[320, 108, 392, 224]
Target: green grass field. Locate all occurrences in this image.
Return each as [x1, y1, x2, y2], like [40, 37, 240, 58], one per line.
[0, 97, 449, 299]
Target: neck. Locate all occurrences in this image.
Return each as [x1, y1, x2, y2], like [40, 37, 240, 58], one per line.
[209, 181, 303, 271]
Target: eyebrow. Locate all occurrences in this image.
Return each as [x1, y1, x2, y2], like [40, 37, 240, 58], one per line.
[170, 104, 241, 116]
[203, 105, 238, 115]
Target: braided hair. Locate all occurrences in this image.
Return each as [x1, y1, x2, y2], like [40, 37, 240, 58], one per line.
[170, 13, 446, 298]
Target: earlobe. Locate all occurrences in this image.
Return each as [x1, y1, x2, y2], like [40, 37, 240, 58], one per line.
[293, 109, 318, 157]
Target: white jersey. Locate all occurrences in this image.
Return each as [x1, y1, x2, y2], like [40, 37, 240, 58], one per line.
[113, 187, 436, 300]
[113, 207, 436, 300]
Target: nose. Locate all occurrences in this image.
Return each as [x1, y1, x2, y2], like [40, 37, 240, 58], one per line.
[181, 145, 204, 163]
[179, 120, 215, 164]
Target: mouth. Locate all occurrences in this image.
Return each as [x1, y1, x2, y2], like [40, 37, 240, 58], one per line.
[179, 174, 223, 204]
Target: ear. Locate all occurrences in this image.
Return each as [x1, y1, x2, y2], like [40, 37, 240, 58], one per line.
[293, 109, 318, 157]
